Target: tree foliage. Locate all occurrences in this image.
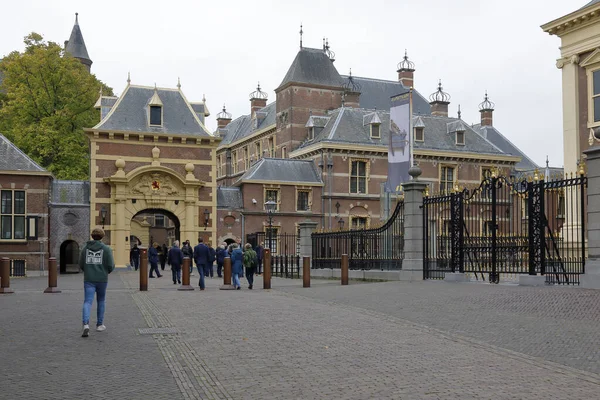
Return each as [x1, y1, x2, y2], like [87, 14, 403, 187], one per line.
[0, 33, 113, 179]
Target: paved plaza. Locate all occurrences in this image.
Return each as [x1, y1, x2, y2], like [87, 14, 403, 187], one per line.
[1, 271, 600, 399]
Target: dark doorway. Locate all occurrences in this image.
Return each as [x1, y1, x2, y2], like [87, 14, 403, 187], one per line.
[131, 209, 180, 249]
[224, 238, 236, 245]
[60, 240, 80, 274]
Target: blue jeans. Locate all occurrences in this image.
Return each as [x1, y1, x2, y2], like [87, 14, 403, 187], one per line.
[197, 264, 206, 289]
[171, 267, 181, 283]
[246, 267, 254, 287]
[82, 281, 107, 326]
[233, 273, 241, 288]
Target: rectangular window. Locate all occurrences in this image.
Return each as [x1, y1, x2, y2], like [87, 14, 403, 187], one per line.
[265, 189, 280, 211]
[244, 147, 249, 170]
[440, 166, 454, 194]
[0, 190, 26, 240]
[27, 216, 38, 240]
[297, 190, 310, 211]
[371, 124, 380, 139]
[232, 151, 238, 174]
[351, 217, 368, 230]
[594, 70, 600, 122]
[558, 192, 566, 217]
[350, 160, 367, 194]
[415, 127, 424, 142]
[483, 220, 494, 236]
[150, 106, 162, 125]
[308, 127, 315, 140]
[482, 168, 492, 199]
[155, 215, 165, 227]
[268, 137, 275, 157]
[281, 147, 287, 159]
[456, 131, 465, 145]
[256, 142, 262, 159]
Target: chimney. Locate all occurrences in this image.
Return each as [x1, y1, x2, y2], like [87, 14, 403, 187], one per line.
[429, 80, 450, 117]
[249, 83, 268, 118]
[397, 50, 415, 88]
[216, 104, 232, 128]
[479, 91, 495, 127]
[342, 69, 361, 108]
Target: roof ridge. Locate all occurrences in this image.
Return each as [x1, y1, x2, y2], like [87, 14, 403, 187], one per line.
[327, 108, 346, 140]
[93, 84, 131, 129]
[482, 126, 538, 168]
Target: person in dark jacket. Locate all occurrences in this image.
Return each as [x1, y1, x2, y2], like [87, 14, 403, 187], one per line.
[160, 243, 168, 271]
[255, 242, 264, 275]
[130, 244, 140, 271]
[148, 242, 162, 278]
[243, 243, 257, 289]
[207, 242, 216, 278]
[231, 243, 243, 290]
[79, 227, 115, 337]
[193, 238, 210, 290]
[182, 240, 194, 275]
[216, 244, 226, 278]
[168, 240, 184, 284]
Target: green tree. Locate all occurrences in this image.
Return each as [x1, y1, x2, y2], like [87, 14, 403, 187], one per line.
[0, 33, 112, 179]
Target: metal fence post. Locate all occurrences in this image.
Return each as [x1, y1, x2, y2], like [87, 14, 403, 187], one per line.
[179, 257, 194, 291]
[140, 249, 148, 291]
[44, 257, 61, 293]
[0, 258, 14, 294]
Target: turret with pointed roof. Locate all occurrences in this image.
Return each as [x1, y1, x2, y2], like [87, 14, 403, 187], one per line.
[64, 13, 92, 71]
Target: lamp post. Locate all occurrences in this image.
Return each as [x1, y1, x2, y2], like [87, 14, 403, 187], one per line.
[265, 199, 277, 251]
[338, 217, 345, 230]
[100, 206, 107, 229]
[203, 209, 210, 230]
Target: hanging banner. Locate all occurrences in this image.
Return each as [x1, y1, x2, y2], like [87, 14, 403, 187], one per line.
[386, 91, 412, 193]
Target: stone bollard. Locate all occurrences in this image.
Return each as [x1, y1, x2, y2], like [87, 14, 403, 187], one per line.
[303, 256, 310, 288]
[179, 257, 194, 291]
[140, 248, 148, 291]
[44, 257, 61, 293]
[219, 257, 234, 290]
[341, 254, 349, 285]
[0, 257, 14, 294]
[263, 249, 272, 290]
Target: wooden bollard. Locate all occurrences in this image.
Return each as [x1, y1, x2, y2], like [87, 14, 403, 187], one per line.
[0, 257, 14, 294]
[178, 257, 194, 291]
[44, 257, 61, 293]
[303, 256, 310, 288]
[341, 254, 349, 285]
[263, 249, 271, 290]
[140, 248, 148, 291]
[219, 257, 234, 290]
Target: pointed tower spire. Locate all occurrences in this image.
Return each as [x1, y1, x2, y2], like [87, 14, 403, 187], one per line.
[64, 12, 92, 71]
[177, 77, 181, 89]
[127, 71, 131, 85]
[299, 23, 303, 49]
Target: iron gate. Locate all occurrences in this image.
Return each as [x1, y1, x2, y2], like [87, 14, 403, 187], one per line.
[423, 173, 586, 284]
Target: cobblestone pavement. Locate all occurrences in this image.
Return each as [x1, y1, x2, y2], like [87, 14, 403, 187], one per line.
[2, 270, 600, 399]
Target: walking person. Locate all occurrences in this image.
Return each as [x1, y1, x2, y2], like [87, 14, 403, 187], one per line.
[168, 240, 183, 284]
[243, 243, 258, 289]
[130, 243, 140, 271]
[216, 243, 226, 278]
[79, 227, 115, 338]
[255, 242, 264, 275]
[193, 238, 210, 290]
[231, 243, 243, 290]
[148, 242, 162, 278]
[160, 243, 168, 271]
[208, 242, 216, 278]
[182, 240, 194, 276]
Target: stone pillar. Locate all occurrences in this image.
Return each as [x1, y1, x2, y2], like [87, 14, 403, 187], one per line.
[398, 166, 428, 281]
[581, 146, 600, 288]
[298, 220, 318, 272]
[114, 200, 128, 267]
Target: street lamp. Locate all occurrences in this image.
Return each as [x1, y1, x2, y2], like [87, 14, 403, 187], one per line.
[265, 199, 277, 251]
[100, 206, 107, 229]
[203, 209, 210, 230]
[338, 217, 345, 230]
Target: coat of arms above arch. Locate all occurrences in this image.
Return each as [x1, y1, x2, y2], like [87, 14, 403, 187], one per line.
[131, 173, 180, 196]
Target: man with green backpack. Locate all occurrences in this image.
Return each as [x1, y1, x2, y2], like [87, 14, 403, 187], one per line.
[243, 243, 258, 289]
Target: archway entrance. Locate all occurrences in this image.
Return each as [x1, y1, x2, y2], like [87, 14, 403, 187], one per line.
[131, 209, 180, 249]
[60, 240, 80, 274]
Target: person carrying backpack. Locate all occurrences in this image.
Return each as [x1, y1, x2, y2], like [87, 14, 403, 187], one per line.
[242, 243, 258, 289]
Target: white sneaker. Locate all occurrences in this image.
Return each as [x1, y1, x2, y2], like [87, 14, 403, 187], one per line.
[190, 272, 194, 276]
[82, 324, 90, 337]
[96, 325, 106, 332]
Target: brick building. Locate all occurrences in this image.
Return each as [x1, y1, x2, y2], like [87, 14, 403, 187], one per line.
[216, 42, 539, 244]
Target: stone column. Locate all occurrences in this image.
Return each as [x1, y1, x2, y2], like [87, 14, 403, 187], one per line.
[581, 146, 600, 289]
[298, 220, 318, 272]
[114, 199, 128, 268]
[398, 166, 427, 281]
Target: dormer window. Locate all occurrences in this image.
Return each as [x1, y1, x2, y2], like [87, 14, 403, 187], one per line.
[370, 124, 380, 139]
[456, 130, 465, 145]
[415, 127, 424, 142]
[150, 106, 162, 126]
[309, 127, 315, 140]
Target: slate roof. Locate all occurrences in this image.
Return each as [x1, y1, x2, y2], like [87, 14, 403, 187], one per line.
[299, 108, 507, 158]
[277, 47, 343, 90]
[582, 0, 600, 9]
[218, 102, 276, 146]
[341, 76, 431, 115]
[65, 14, 91, 63]
[217, 187, 243, 209]
[234, 158, 323, 186]
[473, 124, 538, 170]
[93, 85, 212, 136]
[0, 133, 46, 172]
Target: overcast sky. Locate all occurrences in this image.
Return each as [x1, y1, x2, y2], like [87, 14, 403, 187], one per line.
[0, 0, 582, 168]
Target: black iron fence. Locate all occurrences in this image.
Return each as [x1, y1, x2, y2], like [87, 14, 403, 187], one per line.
[247, 232, 300, 278]
[272, 255, 301, 278]
[423, 173, 586, 284]
[312, 200, 404, 270]
[10, 259, 26, 277]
